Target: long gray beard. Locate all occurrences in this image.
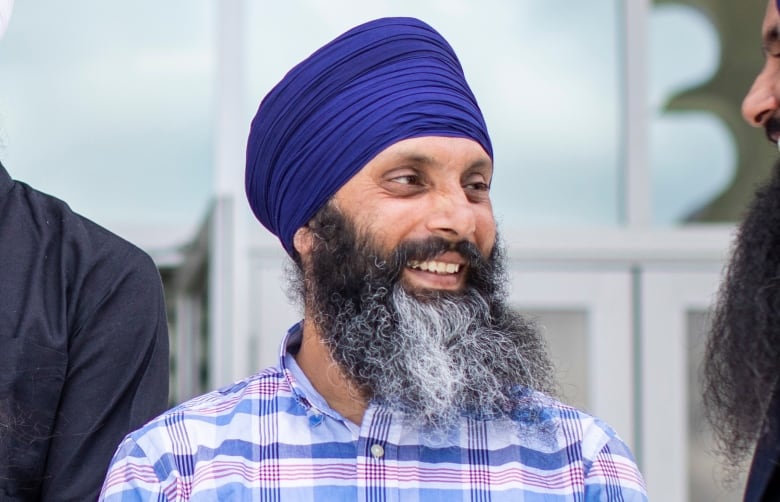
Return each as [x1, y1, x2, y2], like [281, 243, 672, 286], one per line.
[295, 202, 556, 430]
[319, 280, 555, 430]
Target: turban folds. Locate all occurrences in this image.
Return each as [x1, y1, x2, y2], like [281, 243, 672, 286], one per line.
[245, 16, 492, 256]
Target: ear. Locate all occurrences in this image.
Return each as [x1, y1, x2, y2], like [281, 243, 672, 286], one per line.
[293, 226, 314, 261]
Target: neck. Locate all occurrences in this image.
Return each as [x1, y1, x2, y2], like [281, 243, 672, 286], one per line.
[294, 316, 368, 425]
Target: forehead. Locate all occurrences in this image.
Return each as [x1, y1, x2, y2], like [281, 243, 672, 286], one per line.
[361, 136, 493, 173]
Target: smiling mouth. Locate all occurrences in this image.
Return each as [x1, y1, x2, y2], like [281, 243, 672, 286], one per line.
[407, 260, 461, 274]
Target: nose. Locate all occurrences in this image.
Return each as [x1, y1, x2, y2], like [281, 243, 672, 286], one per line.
[742, 71, 780, 127]
[425, 187, 477, 241]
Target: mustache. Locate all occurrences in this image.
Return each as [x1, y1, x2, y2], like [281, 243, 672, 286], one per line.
[393, 237, 484, 265]
[765, 115, 780, 144]
[387, 237, 487, 275]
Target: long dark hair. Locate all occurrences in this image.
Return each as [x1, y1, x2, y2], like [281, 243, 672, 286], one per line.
[703, 159, 780, 467]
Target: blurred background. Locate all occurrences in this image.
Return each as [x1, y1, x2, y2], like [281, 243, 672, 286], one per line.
[0, 1, 772, 500]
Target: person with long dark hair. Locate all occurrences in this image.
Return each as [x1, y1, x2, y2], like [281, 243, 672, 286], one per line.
[705, 1, 780, 499]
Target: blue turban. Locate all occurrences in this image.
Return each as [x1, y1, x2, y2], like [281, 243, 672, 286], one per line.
[245, 16, 492, 256]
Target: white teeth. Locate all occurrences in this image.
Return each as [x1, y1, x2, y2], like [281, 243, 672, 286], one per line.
[406, 260, 461, 274]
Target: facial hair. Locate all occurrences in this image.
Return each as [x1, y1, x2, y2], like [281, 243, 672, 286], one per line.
[291, 203, 556, 430]
[764, 115, 780, 146]
[704, 158, 780, 467]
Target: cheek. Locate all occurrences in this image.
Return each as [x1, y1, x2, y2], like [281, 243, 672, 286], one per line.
[371, 201, 420, 229]
[354, 204, 414, 248]
[475, 210, 497, 255]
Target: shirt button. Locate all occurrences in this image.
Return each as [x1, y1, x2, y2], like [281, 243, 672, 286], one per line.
[370, 444, 385, 459]
[308, 414, 323, 427]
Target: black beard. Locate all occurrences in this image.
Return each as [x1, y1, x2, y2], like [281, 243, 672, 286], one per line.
[704, 158, 780, 467]
[291, 203, 556, 430]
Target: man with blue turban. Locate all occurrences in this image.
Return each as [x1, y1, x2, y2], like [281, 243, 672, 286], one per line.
[101, 17, 646, 501]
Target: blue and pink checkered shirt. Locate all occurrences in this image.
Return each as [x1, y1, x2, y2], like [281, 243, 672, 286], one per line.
[100, 324, 647, 501]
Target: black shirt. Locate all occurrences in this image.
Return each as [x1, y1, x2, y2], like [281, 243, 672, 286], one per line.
[744, 384, 780, 501]
[0, 163, 169, 501]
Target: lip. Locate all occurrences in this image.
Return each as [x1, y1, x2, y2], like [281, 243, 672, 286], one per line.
[403, 251, 467, 291]
[428, 251, 465, 265]
[407, 251, 466, 269]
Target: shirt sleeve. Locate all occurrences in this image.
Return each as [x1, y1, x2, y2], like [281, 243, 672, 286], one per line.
[100, 436, 170, 502]
[584, 434, 648, 501]
[40, 247, 170, 501]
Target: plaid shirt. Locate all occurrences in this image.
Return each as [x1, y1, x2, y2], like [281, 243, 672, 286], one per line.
[100, 324, 647, 501]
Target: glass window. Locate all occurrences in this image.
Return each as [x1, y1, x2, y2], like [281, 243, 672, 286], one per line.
[523, 309, 590, 411]
[649, 1, 772, 224]
[0, 1, 215, 247]
[245, 1, 623, 229]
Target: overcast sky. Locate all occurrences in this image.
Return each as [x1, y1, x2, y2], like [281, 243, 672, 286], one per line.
[0, 1, 732, 249]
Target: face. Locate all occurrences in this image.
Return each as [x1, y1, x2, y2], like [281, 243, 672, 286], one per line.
[742, 0, 780, 142]
[327, 136, 496, 293]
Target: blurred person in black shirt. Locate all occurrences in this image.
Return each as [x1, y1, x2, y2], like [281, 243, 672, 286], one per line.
[0, 2, 169, 499]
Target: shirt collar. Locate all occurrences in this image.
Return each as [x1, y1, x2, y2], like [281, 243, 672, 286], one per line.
[279, 322, 360, 435]
[0, 161, 13, 197]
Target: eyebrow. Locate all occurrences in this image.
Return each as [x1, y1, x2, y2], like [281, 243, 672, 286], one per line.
[393, 153, 493, 171]
[763, 25, 780, 54]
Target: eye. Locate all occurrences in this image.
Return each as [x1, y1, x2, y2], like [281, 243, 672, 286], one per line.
[381, 169, 427, 196]
[465, 181, 490, 191]
[463, 173, 491, 192]
[763, 37, 780, 59]
[390, 173, 422, 185]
